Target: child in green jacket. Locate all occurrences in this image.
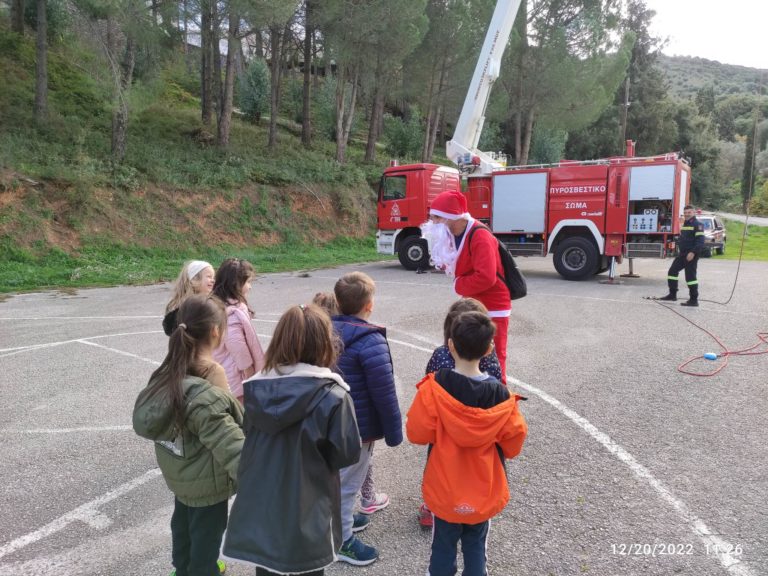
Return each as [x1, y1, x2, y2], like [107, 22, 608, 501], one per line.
[133, 295, 244, 576]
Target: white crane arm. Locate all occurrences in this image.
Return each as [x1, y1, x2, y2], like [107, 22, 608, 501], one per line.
[446, 0, 522, 175]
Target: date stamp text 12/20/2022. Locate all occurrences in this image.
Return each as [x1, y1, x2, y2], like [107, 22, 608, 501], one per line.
[611, 543, 744, 558]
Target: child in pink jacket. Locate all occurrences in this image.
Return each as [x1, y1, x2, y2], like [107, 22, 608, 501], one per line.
[212, 258, 265, 402]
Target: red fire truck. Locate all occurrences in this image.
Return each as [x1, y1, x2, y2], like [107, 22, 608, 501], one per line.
[377, 144, 692, 280]
[375, 0, 692, 281]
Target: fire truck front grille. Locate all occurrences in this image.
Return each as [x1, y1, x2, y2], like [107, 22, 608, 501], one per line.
[503, 243, 545, 257]
[625, 243, 665, 258]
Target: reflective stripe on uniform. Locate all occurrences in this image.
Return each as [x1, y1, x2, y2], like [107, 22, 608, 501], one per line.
[687, 280, 699, 285]
[681, 226, 694, 230]
[695, 232, 705, 236]
[668, 276, 679, 280]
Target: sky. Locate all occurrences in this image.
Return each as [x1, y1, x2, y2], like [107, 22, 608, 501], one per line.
[642, 0, 768, 70]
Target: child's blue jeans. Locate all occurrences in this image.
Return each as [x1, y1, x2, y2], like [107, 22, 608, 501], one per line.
[429, 516, 489, 576]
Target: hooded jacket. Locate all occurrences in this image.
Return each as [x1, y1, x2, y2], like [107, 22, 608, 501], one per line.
[406, 369, 527, 524]
[223, 364, 361, 574]
[331, 314, 403, 446]
[132, 375, 244, 507]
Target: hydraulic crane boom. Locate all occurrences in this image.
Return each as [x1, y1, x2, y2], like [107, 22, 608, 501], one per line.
[446, 0, 522, 175]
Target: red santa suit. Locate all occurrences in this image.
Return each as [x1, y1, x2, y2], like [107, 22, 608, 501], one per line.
[429, 191, 511, 381]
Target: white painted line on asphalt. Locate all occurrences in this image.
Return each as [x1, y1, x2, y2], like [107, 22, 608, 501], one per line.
[0, 331, 163, 355]
[388, 338, 435, 353]
[1, 425, 133, 434]
[310, 274, 450, 288]
[0, 468, 162, 561]
[508, 375, 754, 576]
[389, 333, 755, 576]
[0, 316, 160, 320]
[76, 340, 162, 365]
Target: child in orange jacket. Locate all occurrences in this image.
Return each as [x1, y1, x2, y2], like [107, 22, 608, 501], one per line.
[406, 311, 527, 576]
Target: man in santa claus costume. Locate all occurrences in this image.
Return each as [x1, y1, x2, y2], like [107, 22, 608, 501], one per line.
[421, 190, 511, 382]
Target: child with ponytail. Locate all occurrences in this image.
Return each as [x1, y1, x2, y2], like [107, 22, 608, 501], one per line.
[133, 295, 244, 576]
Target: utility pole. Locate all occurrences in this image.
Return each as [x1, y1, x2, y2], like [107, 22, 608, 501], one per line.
[620, 75, 630, 153]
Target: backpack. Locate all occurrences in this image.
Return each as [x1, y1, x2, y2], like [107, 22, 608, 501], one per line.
[467, 224, 527, 301]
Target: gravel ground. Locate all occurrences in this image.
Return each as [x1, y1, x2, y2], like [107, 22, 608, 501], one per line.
[0, 255, 765, 576]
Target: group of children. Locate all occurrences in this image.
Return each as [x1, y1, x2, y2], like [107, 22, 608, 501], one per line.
[133, 261, 528, 576]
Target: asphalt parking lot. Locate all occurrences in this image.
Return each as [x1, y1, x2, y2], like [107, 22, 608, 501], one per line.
[1, 256, 766, 576]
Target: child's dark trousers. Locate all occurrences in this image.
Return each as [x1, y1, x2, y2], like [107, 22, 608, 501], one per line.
[171, 497, 228, 576]
[429, 516, 489, 576]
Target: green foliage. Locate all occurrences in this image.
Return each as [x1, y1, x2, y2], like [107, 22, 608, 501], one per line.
[658, 55, 768, 101]
[238, 58, 271, 124]
[24, 0, 72, 40]
[313, 76, 338, 140]
[529, 127, 567, 164]
[383, 111, 424, 159]
[477, 122, 505, 153]
[280, 74, 304, 124]
[749, 180, 768, 216]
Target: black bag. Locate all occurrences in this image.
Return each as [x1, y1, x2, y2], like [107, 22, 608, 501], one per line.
[467, 224, 527, 300]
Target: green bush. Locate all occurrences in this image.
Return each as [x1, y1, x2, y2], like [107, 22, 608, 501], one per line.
[383, 110, 423, 160]
[238, 58, 270, 124]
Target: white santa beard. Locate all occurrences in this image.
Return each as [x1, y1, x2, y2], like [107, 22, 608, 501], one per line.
[421, 220, 458, 277]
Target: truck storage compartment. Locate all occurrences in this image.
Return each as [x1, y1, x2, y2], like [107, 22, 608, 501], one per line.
[628, 164, 675, 200]
[491, 172, 547, 233]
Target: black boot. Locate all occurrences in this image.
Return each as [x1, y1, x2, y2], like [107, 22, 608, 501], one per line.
[658, 293, 677, 301]
[680, 299, 699, 307]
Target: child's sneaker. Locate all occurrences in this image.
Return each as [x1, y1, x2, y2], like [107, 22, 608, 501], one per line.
[359, 492, 390, 515]
[418, 503, 433, 528]
[169, 559, 226, 576]
[337, 536, 379, 566]
[352, 512, 370, 533]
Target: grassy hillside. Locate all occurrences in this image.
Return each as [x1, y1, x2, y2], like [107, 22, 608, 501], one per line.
[0, 24, 395, 293]
[658, 54, 767, 100]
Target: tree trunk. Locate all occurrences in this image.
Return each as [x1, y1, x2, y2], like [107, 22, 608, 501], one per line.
[364, 86, 384, 162]
[334, 68, 347, 154]
[364, 55, 384, 162]
[200, 0, 213, 125]
[520, 108, 535, 165]
[34, 0, 48, 124]
[217, 7, 238, 147]
[213, 10, 223, 120]
[112, 37, 136, 162]
[11, 0, 24, 34]
[421, 62, 438, 162]
[336, 66, 359, 164]
[301, 0, 313, 148]
[253, 30, 264, 58]
[268, 26, 282, 147]
[426, 103, 442, 161]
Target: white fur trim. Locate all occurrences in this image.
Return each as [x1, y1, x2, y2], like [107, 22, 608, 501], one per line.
[246, 363, 350, 391]
[429, 208, 469, 221]
[487, 309, 511, 317]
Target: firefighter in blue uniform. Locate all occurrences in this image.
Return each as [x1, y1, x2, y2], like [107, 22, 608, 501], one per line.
[658, 205, 705, 307]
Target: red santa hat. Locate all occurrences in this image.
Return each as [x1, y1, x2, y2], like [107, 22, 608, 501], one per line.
[429, 191, 469, 220]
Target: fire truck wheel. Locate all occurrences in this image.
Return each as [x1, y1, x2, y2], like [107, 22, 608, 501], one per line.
[398, 236, 430, 271]
[553, 236, 599, 280]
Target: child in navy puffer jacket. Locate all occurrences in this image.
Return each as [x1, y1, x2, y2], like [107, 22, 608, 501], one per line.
[331, 272, 403, 566]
